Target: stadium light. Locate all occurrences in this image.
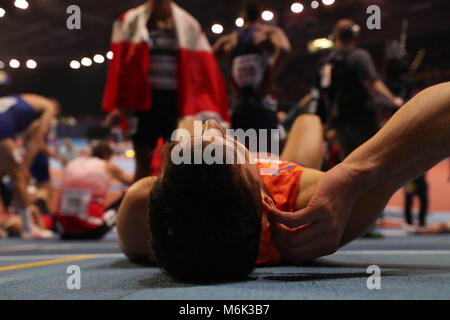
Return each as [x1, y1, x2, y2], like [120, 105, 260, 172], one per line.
[70, 60, 81, 69]
[211, 24, 224, 34]
[0, 8, 6, 17]
[26, 59, 37, 69]
[261, 10, 274, 21]
[93, 54, 105, 64]
[106, 51, 113, 60]
[322, 0, 335, 6]
[307, 38, 334, 53]
[81, 57, 92, 67]
[9, 59, 20, 69]
[311, 1, 320, 9]
[235, 17, 244, 28]
[0, 61, 5, 69]
[14, 0, 29, 10]
[291, 2, 304, 14]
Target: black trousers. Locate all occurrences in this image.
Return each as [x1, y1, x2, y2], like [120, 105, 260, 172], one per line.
[404, 175, 429, 227]
[231, 97, 279, 154]
[332, 111, 379, 159]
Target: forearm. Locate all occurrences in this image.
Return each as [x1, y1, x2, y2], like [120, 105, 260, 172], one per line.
[344, 82, 450, 193]
[374, 79, 395, 100]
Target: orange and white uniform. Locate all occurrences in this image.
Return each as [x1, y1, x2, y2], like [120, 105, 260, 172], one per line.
[256, 159, 305, 265]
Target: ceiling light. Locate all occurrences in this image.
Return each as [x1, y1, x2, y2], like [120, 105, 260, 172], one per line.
[291, 3, 304, 13]
[235, 17, 244, 28]
[70, 60, 81, 69]
[9, 59, 20, 69]
[93, 54, 105, 64]
[26, 59, 37, 69]
[81, 57, 92, 67]
[14, 0, 29, 10]
[261, 10, 274, 21]
[211, 24, 224, 34]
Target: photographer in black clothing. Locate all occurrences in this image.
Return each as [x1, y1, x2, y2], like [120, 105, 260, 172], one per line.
[318, 19, 403, 160]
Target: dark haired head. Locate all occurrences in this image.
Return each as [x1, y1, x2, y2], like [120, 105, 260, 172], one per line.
[148, 142, 263, 283]
[332, 19, 360, 44]
[92, 142, 113, 160]
[243, 2, 260, 24]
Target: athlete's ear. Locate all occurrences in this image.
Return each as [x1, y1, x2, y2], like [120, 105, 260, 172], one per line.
[262, 194, 276, 212]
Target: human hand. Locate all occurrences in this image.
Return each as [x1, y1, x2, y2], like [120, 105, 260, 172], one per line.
[105, 109, 123, 127]
[267, 163, 367, 263]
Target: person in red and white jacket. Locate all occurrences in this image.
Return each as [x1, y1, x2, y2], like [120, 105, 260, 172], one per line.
[103, 0, 231, 181]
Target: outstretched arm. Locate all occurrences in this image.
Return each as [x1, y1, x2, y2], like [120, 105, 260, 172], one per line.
[212, 32, 237, 59]
[268, 82, 450, 262]
[107, 163, 133, 186]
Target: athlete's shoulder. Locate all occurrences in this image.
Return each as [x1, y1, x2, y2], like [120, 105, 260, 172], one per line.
[127, 177, 158, 199]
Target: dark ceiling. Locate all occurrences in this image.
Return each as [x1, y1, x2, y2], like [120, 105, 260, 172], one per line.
[1, 0, 449, 68]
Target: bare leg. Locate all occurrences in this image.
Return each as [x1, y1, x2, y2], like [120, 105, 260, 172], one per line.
[0, 139, 52, 239]
[281, 114, 324, 170]
[0, 139, 30, 209]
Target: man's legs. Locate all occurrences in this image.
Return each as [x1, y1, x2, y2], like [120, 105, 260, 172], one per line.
[0, 139, 52, 238]
[280, 114, 324, 170]
[416, 175, 429, 227]
[404, 190, 414, 225]
[334, 112, 379, 160]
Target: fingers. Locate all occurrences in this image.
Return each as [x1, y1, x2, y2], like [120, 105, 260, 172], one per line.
[288, 236, 339, 263]
[269, 207, 341, 263]
[268, 206, 320, 229]
[271, 223, 339, 263]
[270, 221, 323, 249]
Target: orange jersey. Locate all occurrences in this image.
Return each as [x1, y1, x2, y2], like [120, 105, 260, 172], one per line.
[256, 159, 305, 265]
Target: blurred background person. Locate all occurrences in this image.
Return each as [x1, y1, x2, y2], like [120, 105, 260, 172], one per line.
[0, 94, 59, 239]
[213, 2, 291, 153]
[102, 0, 230, 181]
[55, 142, 132, 239]
[58, 138, 78, 163]
[317, 19, 403, 160]
[404, 175, 429, 231]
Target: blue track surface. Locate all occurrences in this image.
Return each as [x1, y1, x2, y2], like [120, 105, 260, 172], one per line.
[1, 232, 449, 300]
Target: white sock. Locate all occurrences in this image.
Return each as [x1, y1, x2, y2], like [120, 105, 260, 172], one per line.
[17, 207, 34, 233]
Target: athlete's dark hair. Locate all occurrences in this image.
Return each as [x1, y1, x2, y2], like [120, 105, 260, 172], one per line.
[332, 19, 360, 43]
[243, 2, 261, 24]
[148, 142, 262, 283]
[92, 142, 113, 160]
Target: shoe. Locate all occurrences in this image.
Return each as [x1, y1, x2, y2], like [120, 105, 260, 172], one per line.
[21, 227, 54, 239]
[415, 225, 428, 233]
[402, 224, 416, 234]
